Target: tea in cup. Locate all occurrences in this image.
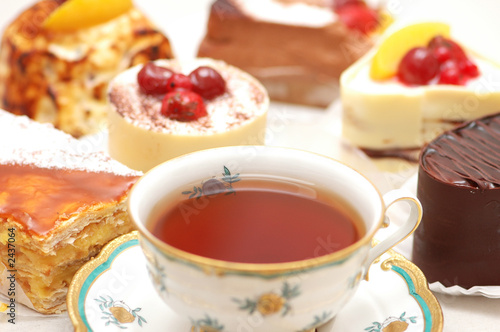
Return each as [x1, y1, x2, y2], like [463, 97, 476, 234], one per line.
[128, 146, 421, 332]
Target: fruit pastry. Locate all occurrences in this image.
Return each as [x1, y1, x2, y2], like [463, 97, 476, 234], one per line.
[107, 58, 269, 172]
[0, 109, 141, 314]
[198, 0, 390, 108]
[0, 0, 173, 137]
[341, 22, 500, 168]
[413, 112, 500, 289]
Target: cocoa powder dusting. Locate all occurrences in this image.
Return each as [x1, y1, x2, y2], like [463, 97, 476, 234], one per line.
[108, 59, 268, 135]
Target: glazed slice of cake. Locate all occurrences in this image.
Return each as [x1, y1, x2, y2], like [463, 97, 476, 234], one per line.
[341, 22, 500, 165]
[108, 58, 269, 172]
[198, 0, 388, 108]
[0, 110, 141, 314]
[412, 112, 500, 289]
[0, 0, 173, 137]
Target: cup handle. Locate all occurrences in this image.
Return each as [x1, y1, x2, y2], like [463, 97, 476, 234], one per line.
[362, 189, 422, 276]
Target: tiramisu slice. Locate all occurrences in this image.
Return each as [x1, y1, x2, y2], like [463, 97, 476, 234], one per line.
[0, 110, 141, 314]
[108, 58, 269, 172]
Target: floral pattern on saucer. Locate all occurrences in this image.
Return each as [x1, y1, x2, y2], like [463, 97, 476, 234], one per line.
[95, 296, 147, 328]
[365, 312, 417, 332]
[67, 232, 443, 332]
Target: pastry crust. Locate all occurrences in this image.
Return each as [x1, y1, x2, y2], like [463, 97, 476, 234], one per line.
[0, 0, 173, 137]
[0, 110, 141, 314]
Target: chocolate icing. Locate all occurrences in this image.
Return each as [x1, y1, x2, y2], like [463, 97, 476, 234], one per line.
[421, 114, 500, 190]
[361, 146, 420, 162]
[413, 113, 500, 288]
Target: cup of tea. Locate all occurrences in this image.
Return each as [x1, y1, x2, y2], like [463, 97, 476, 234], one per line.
[128, 146, 421, 332]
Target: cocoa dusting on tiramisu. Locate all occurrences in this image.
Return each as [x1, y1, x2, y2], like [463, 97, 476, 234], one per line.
[109, 59, 266, 135]
[107, 58, 269, 172]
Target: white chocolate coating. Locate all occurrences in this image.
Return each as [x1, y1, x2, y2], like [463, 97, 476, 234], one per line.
[341, 50, 500, 150]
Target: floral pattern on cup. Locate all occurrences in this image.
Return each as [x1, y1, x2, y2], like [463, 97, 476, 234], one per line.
[146, 254, 168, 295]
[190, 314, 225, 332]
[95, 296, 147, 328]
[299, 311, 333, 332]
[182, 166, 239, 198]
[233, 282, 300, 316]
[366, 312, 417, 332]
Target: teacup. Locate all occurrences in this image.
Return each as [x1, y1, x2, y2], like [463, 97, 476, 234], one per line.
[128, 146, 421, 332]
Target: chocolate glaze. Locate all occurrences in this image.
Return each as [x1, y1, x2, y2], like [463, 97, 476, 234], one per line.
[413, 113, 500, 288]
[421, 114, 500, 190]
[361, 147, 420, 163]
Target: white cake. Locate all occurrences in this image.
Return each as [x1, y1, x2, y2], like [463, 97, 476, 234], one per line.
[341, 48, 500, 161]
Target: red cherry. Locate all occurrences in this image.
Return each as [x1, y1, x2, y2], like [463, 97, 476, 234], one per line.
[460, 59, 479, 78]
[397, 47, 439, 86]
[428, 35, 446, 49]
[431, 45, 452, 64]
[428, 36, 466, 62]
[429, 35, 480, 84]
[336, 4, 379, 35]
[160, 90, 207, 122]
[438, 60, 462, 85]
[166, 73, 193, 93]
[137, 62, 174, 95]
[332, 0, 364, 10]
[189, 66, 226, 100]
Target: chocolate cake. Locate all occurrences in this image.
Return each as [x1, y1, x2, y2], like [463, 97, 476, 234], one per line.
[198, 0, 386, 107]
[412, 113, 500, 288]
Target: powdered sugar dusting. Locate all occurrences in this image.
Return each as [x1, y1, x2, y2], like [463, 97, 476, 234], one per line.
[0, 110, 141, 176]
[108, 58, 268, 135]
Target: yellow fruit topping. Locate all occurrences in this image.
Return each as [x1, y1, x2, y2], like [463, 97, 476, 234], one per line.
[43, 0, 133, 31]
[370, 22, 451, 80]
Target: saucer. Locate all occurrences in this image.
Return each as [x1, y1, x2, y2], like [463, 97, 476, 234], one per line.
[67, 231, 443, 332]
